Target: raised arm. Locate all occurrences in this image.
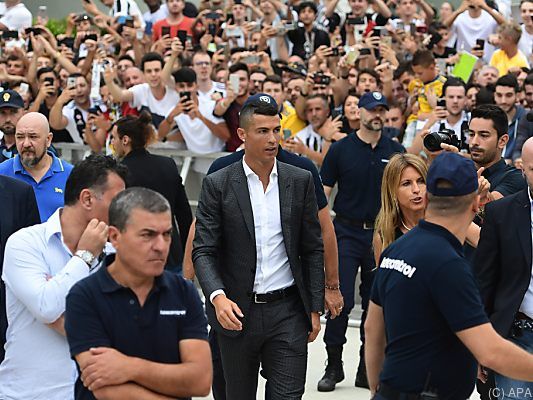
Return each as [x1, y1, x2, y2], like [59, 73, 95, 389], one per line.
[102, 65, 134, 104]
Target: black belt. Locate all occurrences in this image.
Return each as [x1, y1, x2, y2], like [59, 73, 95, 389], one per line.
[251, 285, 298, 304]
[335, 215, 375, 230]
[377, 383, 421, 400]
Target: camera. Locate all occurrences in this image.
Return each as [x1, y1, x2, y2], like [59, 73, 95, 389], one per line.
[423, 128, 461, 152]
[313, 74, 331, 86]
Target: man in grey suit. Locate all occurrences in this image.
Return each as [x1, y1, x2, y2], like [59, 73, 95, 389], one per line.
[193, 93, 324, 399]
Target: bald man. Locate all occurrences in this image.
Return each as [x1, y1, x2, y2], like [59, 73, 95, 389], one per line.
[0, 112, 73, 221]
[475, 137, 533, 398]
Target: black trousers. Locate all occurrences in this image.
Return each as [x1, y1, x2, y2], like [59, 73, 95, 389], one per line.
[217, 294, 309, 400]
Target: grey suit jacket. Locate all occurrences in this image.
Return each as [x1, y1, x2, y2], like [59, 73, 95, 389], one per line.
[193, 160, 324, 337]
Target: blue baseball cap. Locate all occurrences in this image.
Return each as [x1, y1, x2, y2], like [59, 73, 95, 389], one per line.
[240, 93, 280, 114]
[427, 152, 478, 196]
[0, 90, 24, 109]
[358, 91, 389, 110]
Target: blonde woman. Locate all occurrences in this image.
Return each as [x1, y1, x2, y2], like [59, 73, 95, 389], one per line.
[373, 153, 483, 265]
[373, 153, 428, 265]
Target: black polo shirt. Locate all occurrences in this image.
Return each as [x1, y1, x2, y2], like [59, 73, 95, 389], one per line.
[371, 220, 489, 398]
[65, 256, 208, 400]
[320, 132, 404, 221]
[208, 147, 328, 210]
[482, 158, 526, 197]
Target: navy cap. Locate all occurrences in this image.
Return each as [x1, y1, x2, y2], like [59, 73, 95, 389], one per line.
[358, 91, 389, 110]
[427, 152, 478, 196]
[240, 93, 280, 113]
[0, 90, 24, 109]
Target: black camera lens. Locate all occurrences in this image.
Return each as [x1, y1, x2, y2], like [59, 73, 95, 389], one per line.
[424, 131, 454, 152]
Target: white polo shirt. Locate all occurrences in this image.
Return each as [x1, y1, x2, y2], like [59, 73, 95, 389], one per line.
[0, 2, 32, 31]
[129, 83, 179, 127]
[0, 209, 91, 400]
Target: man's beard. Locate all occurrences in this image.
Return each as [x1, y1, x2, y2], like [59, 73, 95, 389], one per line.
[0, 122, 15, 136]
[21, 149, 46, 168]
[363, 118, 383, 131]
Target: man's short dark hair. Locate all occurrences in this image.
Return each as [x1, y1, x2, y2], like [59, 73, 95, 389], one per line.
[36, 67, 57, 81]
[298, 1, 318, 14]
[495, 74, 520, 93]
[524, 73, 533, 87]
[394, 61, 413, 80]
[263, 74, 283, 87]
[118, 54, 135, 64]
[412, 50, 435, 67]
[140, 52, 164, 72]
[229, 62, 249, 77]
[476, 87, 495, 106]
[68, 72, 86, 80]
[109, 187, 170, 231]
[443, 77, 467, 95]
[239, 100, 279, 129]
[64, 155, 128, 206]
[172, 67, 196, 83]
[470, 104, 509, 138]
[357, 68, 381, 86]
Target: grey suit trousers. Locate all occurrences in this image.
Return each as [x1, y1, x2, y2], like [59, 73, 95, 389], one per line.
[217, 293, 309, 400]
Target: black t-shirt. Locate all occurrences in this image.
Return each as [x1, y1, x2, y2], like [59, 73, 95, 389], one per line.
[320, 132, 404, 221]
[208, 147, 328, 210]
[433, 47, 457, 60]
[287, 27, 330, 60]
[372, 220, 489, 398]
[65, 256, 208, 400]
[482, 158, 526, 197]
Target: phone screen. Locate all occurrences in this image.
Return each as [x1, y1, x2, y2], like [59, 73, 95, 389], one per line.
[229, 74, 240, 94]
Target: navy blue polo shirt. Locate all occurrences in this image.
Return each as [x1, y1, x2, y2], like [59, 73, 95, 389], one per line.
[482, 158, 525, 197]
[0, 152, 72, 222]
[65, 256, 208, 400]
[320, 133, 404, 221]
[208, 147, 328, 210]
[371, 220, 489, 398]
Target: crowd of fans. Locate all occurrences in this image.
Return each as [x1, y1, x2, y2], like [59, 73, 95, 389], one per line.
[0, 0, 532, 398]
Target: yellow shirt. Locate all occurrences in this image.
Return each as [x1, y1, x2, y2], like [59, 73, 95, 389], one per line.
[280, 102, 306, 138]
[407, 75, 446, 125]
[490, 49, 530, 76]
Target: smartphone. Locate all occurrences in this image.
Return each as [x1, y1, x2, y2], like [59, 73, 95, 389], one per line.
[145, 21, 153, 36]
[2, 30, 18, 40]
[44, 77, 54, 86]
[60, 37, 75, 49]
[284, 21, 298, 31]
[347, 16, 364, 25]
[177, 30, 187, 45]
[181, 91, 191, 102]
[161, 26, 171, 37]
[216, 43, 227, 52]
[19, 82, 29, 96]
[346, 48, 359, 65]
[476, 38, 485, 49]
[360, 48, 371, 56]
[437, 98, 446, 108]
[396, 20, 405, 31]
[25, 27, 44, 36]
[88, 105, 102, 115]
[67, 77, 77, 89]
[226, 13, 234, 22]
[136, 29, 143, 40]
[206, 12, 220, 19]
[330, 47, 344, 56]
[242, 55, 260, 64]
[208, 23, 217, 36]
[283, 129, 292, 140]
[229, 73, 240, 94]
[382, 35, 392, 47]
[372, 27, 382, 37]
[416, 25, 428, 34]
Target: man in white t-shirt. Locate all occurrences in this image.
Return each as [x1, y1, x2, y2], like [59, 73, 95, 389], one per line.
[518, 0, 533, 58]
[158, 68, 230, 173]
[83, 0, 145, 29]
[104, 52, 179, 128]
[49, 74, 91, 144]
[0, 0, 31, 31]
[389, 0, 434, 31]
[142, 0, 168, 25]
[444, 0, 506, 62]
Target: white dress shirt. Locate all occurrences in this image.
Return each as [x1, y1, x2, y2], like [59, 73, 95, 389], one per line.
[209, 159, 294, 303]
[0, 209, 94, 399]
[519, 190, 533, 318]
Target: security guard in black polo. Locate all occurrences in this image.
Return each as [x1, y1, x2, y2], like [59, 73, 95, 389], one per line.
[318, 91, 404, 391]
[365, 153, 533, 399]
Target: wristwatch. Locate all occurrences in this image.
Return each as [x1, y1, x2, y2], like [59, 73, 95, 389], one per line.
[75, 250, 96, 267]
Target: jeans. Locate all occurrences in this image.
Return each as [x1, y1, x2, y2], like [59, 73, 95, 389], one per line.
[494, 328, 533, 399]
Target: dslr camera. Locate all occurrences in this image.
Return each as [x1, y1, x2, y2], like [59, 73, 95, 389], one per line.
[423, 128, 461, 152]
